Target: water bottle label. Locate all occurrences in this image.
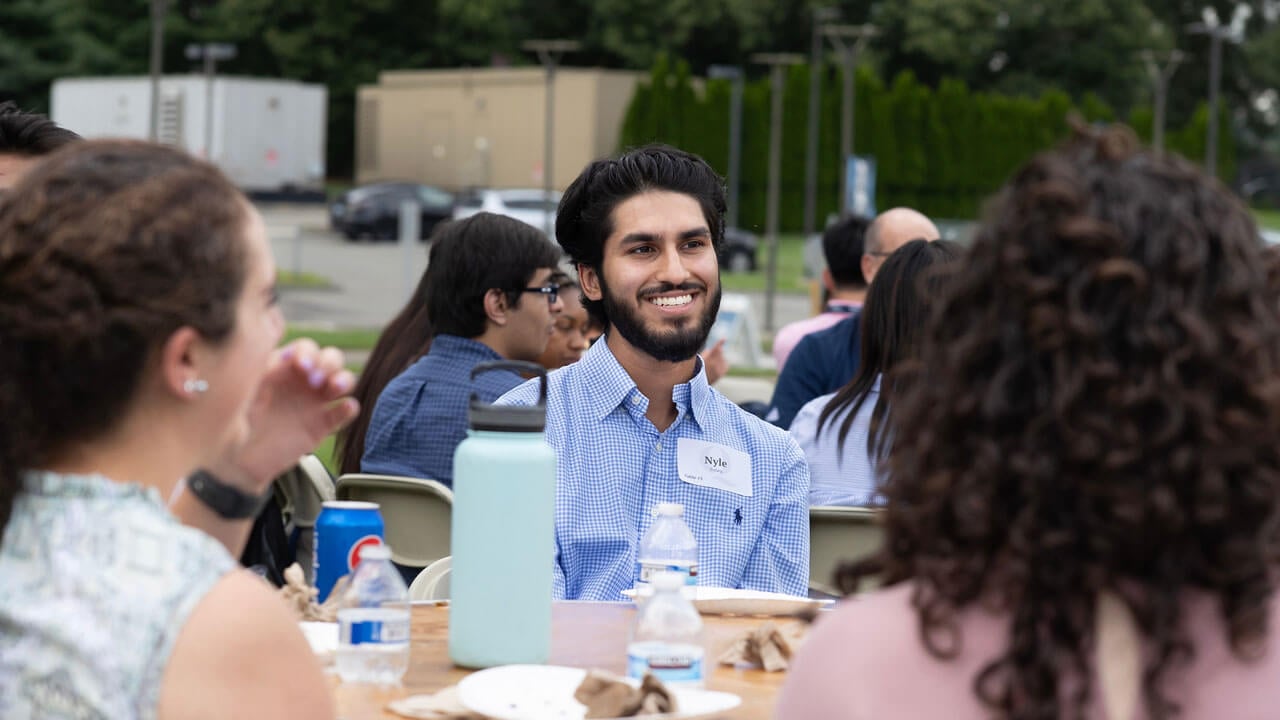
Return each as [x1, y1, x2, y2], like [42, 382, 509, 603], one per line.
[639, 562, 698, 585]
[344, 617, 410, 645]
[627, 647, 705, 684]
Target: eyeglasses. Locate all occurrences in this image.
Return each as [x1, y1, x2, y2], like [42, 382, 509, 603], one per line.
[520, 283, 560, 305]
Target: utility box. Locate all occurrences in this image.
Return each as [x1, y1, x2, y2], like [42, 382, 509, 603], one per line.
[51, 75, 327, 193]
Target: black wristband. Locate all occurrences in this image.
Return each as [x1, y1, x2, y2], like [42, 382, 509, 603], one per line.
[186, 469, 273, 520]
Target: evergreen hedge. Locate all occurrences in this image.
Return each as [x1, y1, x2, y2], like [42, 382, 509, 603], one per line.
[619, 55, 1237, 232]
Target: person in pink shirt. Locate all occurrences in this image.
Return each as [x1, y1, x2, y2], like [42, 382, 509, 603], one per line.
[771, 215, 869, 370]
[778, 123, 1280, 719]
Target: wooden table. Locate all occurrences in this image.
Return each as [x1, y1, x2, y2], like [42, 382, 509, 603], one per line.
[333, 601, 795, 719]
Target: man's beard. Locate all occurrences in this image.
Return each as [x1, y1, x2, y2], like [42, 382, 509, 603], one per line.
[601, 275, 722, 363]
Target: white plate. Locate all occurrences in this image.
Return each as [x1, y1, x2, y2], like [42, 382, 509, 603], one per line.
[456, 664, 741, 720]
[621, 586, 829, 616]
[299, 621, 339, 663]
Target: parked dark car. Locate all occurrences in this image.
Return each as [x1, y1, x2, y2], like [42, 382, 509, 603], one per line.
[329, 182, 454, 241]
[721, 226, 759, 272]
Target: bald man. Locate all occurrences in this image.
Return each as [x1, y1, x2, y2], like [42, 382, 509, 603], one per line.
[861, 207, 940, 285]
[0, 103, 80, 191]
[766, 206, 939, 429]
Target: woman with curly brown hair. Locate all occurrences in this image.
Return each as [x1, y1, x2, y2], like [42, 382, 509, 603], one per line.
[778, 124, 1280, 719]
[0, 140, 356, 719]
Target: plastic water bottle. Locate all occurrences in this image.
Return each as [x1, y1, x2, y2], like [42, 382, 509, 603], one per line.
[336, 544, 411, 684]
[449, 361, 557, 668]
[627, 570, 705, 687]
[636, 502, 698, 588]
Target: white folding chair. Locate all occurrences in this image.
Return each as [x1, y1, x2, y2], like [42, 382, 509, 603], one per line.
[808, 505, 883, 596]
[335, 473, 453, 576]
[408, 556, 452, 601]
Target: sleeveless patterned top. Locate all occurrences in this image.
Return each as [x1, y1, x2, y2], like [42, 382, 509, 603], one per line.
[0, 471, 235, 719]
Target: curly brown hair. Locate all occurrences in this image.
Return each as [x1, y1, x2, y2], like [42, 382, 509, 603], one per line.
[843, 124, 1280, 719]
[0, 140, 248, 535]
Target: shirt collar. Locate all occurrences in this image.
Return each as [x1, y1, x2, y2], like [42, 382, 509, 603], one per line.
[578, 337, 715, 430]
[431, 334, 506, 363]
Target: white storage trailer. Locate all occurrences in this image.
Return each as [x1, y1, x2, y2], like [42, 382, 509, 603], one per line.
[51, 75, 327, 193]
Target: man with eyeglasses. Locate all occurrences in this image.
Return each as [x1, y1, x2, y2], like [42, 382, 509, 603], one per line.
[765, 206, 939, 430]
[361, 212, 563, 488]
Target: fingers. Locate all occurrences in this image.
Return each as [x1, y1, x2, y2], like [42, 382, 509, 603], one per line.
[320, 397, 361, 435]
[280, 338, 353, 394]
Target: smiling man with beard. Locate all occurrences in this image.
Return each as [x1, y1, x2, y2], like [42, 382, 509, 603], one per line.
[500, 145, 810, 601]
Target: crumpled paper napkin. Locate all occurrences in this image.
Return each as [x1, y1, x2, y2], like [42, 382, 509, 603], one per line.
[717, 621, 807, 672]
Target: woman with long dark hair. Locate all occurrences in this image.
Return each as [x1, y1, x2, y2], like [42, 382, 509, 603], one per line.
[335, 266, 433, 475]
[789, 239, 959, 506]
[778, 124, 1280, 718]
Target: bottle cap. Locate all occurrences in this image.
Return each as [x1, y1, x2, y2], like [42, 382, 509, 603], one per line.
[651, 571, 686, 591]
[655, 502, 684, 517]
[468, 361, 548, 432]
[358, 543, 392, 561]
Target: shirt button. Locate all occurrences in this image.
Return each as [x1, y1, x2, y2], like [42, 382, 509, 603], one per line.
[631, 396, 642, 405]
[654, 442, 663, 452]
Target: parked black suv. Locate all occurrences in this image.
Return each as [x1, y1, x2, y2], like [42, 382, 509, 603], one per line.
[721, 226, 759, 272]
[329, 182, 454, 241]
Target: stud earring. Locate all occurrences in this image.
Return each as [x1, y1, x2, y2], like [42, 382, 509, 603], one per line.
[183, 378, 209, 394]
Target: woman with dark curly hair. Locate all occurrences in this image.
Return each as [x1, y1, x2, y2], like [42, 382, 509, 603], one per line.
[778, 124, 1280, 719]
[0, 140, 356, 719]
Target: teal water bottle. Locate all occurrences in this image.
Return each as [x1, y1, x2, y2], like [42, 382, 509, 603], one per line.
[449, 361, 557, 668]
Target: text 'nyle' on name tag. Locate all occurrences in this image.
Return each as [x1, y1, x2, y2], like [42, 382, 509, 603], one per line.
[676, 438, 752, 496]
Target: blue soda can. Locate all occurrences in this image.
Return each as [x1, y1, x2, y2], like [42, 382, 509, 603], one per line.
[314, 500, 386, 602]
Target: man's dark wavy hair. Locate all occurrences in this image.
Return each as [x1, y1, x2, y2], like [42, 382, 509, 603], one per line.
[555, 144, 726, 328]
[841, 122, 1280, 719]
[0, 102, 80, 154]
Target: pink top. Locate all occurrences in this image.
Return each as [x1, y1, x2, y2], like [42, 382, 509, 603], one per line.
[772, 303, 860, 371]
[777, 582, 1280, 719]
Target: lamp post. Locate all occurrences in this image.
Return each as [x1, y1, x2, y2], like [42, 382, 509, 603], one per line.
[184, 43, 237, 160]
[1187, 5, 1249, 176]
[1139, 49, 1185, 154]
[148, 0, 168, 141]
[522, 39, 581, 238]
[803, 6, 841, 237]
[708, 65, 744, 230]
[822, 24, 878, 217]
[753, 53, 806, 332]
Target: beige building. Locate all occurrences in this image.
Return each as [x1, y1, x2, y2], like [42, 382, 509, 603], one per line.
[355, 67, 640, 190]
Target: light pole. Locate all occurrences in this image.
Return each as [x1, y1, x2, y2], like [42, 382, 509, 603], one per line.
[184, 43, 237, 160]
[522, 39, 580, 238]
[753, 53, 805, 332]
[1139, 49, 1185, 154]
[804, 6, 841, 237]
[822, 24, 878, 217]
[1187, 5, 1249, 176]
[148, 0, 168, 141]
[708, 65, 744, 230]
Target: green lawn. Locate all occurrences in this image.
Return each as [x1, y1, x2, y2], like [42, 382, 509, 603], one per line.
[283, 326, 381, 350]
[721, 234, 809, 294]
[1256, 209, 1280, 232]
[276, 269, 332, 289]
[314, 434, 340, 475]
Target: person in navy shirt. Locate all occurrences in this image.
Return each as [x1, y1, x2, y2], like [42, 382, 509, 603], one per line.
[501, 145, 810, 600]
[362, 213, 563, 486]
[766, 207, 939, 429]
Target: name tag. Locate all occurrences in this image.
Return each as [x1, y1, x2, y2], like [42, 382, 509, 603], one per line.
[676, 439, 752, 497]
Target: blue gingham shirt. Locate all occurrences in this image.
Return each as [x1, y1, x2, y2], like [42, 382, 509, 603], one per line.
[789, 377, 883, 506]
[361, 334, 525, 487]
[498, 339, 810, 601]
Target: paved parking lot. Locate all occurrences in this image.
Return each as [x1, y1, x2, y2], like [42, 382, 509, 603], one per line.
[259, 203, 813, 341]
